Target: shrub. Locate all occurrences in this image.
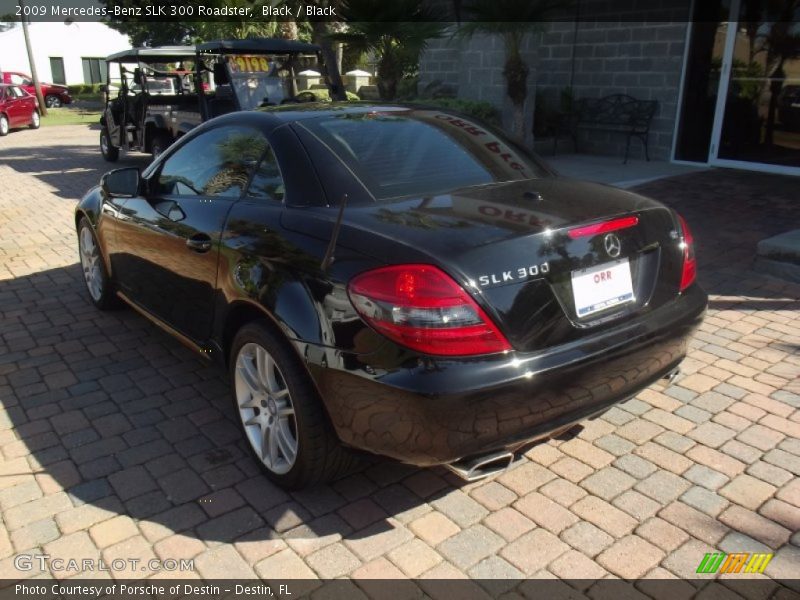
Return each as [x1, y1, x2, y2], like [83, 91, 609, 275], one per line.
[299, 88, 361, 102]
[406, 98, 501, 126]
[67, 83, 103, 96]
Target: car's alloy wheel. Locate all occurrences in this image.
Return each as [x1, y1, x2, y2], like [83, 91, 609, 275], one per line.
[30, 110, 40, 129]
[229, 322, 358, 489]
[0, 115, 8, 136]
[45, 95, 61, 108]
[234, 342, 298, 475]
[77, 218, 117, 309]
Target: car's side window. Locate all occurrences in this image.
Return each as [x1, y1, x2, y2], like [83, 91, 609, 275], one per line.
[154, 125, 268, 198]
[246, 146, 285, 203]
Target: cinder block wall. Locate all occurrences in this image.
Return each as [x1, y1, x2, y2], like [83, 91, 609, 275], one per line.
[418, 2, 692, 160]
[535, 20, 690, 160]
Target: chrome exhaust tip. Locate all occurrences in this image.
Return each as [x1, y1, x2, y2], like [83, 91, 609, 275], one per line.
[444, 451, 515, 482]
[663, 367, 681, 385]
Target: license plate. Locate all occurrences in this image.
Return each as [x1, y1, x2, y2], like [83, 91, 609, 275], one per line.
[571, 258, 635, 318]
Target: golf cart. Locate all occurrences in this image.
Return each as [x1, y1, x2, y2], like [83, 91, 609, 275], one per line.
[99, 39, 328, 162]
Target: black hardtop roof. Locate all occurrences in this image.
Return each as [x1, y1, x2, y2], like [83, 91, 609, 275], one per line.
[197, 38, 320, 54]
[256, 103, 413, 124]
[106, 46, 196, 62]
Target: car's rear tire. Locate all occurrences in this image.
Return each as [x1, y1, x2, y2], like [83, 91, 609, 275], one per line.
[77, 217, 118, 310]
[150, 132, 171, 161]
[45, 95, 62, 108]
[100, 128, 119, 162]
[229, 321, 358, 489]
[0, 115, 8, 136]
[29, 110, 40, 129]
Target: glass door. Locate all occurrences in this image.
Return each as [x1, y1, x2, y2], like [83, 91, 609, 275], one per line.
[710, 0, 800, 174]
[673, 1, 732, 163]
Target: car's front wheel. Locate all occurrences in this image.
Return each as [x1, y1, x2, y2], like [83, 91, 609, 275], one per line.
[230, 321, 357, 489]
[45, 95, 62, 108]
[0, 114, 8, 136]
[100, 128, 119, 162]
[77, 218, 117, 309]
[29, 110, 40, 129]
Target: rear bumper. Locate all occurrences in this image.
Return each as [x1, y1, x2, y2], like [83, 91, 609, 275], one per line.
[311, 284, 707, 466]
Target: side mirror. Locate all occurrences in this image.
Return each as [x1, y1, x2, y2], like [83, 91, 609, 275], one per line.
[99, 84, 107, 93]
[101, 167, 140, 198]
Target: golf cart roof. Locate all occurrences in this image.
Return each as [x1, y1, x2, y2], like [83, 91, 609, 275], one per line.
[197, 39, 320, 55]
[106, 46, 197, 62]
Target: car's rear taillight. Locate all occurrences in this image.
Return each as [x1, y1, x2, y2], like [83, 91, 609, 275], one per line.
[347, 264, 511, 357]
[678, 214, 696, 292]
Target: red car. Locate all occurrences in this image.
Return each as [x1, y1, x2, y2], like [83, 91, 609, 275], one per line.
[0, 84, 40, 135]
[1, 72, 72, 108]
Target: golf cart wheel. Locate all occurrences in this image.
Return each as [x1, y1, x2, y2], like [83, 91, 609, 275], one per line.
[151, 132, 171, 161]
[100, 128, 119, 162]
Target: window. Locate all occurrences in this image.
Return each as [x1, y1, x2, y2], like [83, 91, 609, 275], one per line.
[8, 86, 25, 98]
[301, 111, 549, 201]
[247, 146, 285, 202]
[156, 126, 268, 198]
[49, 58, 66, 85]
[81, 58, 105, 85]
[9, 74, 30, 86]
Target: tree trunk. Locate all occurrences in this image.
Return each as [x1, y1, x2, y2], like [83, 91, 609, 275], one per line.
[311, 21, 347, 101]
[278, 21, 299, 40]
[19, 0, 47, 116]
[503, 48, 529, 142]
[377, 43, 401, 101]
[511, 101, 525, 142]
[765, 61, 785, 146]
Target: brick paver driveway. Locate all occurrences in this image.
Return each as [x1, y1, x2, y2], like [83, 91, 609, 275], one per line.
[1, 124, 798, 591]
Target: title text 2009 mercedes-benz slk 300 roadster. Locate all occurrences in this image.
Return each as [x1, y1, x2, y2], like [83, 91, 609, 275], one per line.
[76, 105, 706, 488]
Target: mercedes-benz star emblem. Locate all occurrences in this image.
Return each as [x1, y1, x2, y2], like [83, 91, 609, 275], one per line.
[604, 233, 622, 258]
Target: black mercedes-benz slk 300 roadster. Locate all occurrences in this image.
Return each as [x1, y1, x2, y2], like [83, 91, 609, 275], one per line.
[75, 104, 706, 488]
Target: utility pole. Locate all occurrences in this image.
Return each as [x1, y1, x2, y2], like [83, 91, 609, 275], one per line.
[19, 0, 47, 116]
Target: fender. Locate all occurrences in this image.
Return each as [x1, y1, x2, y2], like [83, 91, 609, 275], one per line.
[74, 185, 104, 228]
[144, 114, 167, 130]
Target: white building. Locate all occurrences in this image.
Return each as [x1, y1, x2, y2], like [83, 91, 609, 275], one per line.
[0, 21, 129, 85]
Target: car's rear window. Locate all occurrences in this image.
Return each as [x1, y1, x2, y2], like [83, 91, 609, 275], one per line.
[300, 111, 549, 201]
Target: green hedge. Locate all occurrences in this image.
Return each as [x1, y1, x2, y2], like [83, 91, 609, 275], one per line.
[301, 88, 361, 102]
[67, 83, 104, 96]
[406, 98, 501, 126]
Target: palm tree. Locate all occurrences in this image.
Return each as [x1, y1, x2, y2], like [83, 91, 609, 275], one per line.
[458, 0, 571, 142]
[334, 0, 447, 101]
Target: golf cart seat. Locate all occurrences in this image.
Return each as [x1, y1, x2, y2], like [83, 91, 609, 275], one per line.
[208, 63, 236, 117]
[208, 85, 236, 117]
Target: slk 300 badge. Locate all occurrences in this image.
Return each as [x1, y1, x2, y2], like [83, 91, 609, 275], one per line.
[478, 262, 550, 287]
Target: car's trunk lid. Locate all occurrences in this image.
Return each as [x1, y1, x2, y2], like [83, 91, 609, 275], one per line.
[284, 178, 685, 352]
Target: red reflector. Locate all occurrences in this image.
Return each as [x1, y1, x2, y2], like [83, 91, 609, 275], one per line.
[568, 216, 639, 239]
[678, 214, 696, 292]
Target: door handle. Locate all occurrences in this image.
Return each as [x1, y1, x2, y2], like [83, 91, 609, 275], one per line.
[186, 234, 212, 253]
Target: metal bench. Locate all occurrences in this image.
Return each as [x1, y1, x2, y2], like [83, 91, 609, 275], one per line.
[554, 94, 658, 163]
